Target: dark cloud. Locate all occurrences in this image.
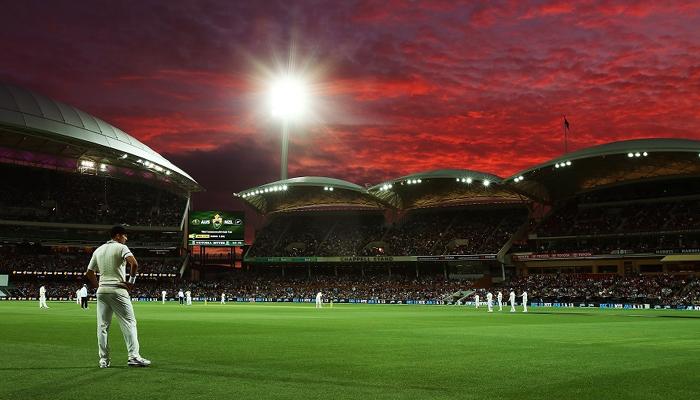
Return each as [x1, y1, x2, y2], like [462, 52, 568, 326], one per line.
[2, 0, 700, 210]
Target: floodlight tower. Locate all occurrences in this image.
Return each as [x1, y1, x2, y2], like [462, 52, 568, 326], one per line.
[269, 76, 308, 180]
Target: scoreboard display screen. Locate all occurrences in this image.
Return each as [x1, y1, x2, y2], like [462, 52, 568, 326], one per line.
[188, 211, 244, 246]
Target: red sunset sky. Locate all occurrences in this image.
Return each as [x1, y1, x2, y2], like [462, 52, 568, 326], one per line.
[2, 0, 700, 209]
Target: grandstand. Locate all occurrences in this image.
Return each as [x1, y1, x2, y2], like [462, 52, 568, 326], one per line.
[233, 138, 700, 306]
[2, 83, 700, 308]
[0, 83, 201, 297]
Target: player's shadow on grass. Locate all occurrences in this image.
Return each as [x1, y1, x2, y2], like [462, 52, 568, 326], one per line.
[0, 366, 96, 371]
[154, 365, 444, 392]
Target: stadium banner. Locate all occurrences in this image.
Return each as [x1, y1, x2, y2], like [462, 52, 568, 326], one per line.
[245, 256, 414, 263]
[656, 248, 700, 254]
[230, 297, 446, 305]
[417, 254, 496, 261]
[512, 252, 593, 260]
[10, 271, 176, 277]
[188, 210, 244, 246]
[245, 255, 496, 263]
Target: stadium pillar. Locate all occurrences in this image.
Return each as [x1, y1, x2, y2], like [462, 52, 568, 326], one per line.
[334, 266, 338, 276]
[307, 265, 311, 279]
[280, 121, 289, 180]
[388, 265, 392, 279]
[443, 265, 447, 280]
[361, 266, 365, 278]
[415, 264, 419, 278]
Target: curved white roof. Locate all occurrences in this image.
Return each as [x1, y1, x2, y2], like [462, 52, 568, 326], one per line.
[0, 83, 198, 186]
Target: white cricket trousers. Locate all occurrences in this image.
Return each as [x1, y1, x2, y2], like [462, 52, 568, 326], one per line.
[316, 300, 322, 308]
[39, 297, 48, 308]
[97, 289, 140, 360]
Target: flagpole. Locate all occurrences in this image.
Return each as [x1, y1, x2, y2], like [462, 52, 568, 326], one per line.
[563, 116, 568, 154]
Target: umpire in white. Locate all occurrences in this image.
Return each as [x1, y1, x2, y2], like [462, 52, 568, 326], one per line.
[85, 225, 151, 368]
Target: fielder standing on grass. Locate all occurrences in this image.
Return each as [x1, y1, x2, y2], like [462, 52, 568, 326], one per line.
[522, 291, 528, 313]
[509, 290, 516, 313]
[79, 284, 89, 310]
[85, 225, 150, 368]
[39, 285, 48, 309]
[486, 291, 493, 313]
[497, 291, 503, 311]
[315, 291, 323, 308]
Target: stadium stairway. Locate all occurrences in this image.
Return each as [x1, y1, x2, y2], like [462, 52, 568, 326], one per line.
[455, 290, 476, 304]
[443, 290, 474, 304]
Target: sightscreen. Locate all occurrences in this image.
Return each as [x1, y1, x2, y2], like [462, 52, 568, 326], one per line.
[187, 211, 244, 246]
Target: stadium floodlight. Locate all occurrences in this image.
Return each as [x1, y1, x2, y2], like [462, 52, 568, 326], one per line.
[643, 152, 648, 156]
[566, 161, 572, 166]
[269, 75, 310, 180]
[466, 177, 472, 184]
[269, 76, 309, 120]
[483, 179, 491, 187]
[628, 153, 634, 158]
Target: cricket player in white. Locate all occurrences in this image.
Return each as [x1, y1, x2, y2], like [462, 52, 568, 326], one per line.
[474, 294, 480, 308]
[79, 284, 89, 309]
[221, 292, 226, 304]
[522, 291, 528, 313]
[178, 289, 184, 305]
[185, 290, 192, 306]
[486, 291, 493, 312]
[161, 290, 167, 304]
[39, 285, 48, 309]
[85, 226, 150, 368]
[315, 291, 323, 308]
[76, 288, 81, 305]
[497, 291, 503, 311]
[509, 290, 516, 312]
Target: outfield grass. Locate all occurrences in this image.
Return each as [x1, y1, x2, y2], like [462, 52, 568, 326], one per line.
[0, 302, 699, 400]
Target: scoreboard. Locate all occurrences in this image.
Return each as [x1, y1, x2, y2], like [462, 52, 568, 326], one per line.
[187, 211, 244, 246]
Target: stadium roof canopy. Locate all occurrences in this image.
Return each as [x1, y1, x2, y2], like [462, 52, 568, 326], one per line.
[235, 176, 390, 214]
[505, 138, 700, 202]
[0, 83, 201, 193]
[369, 169, 527, 209]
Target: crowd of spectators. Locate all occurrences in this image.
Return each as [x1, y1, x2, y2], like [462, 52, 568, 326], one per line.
[537, 178, 700, 239]
[6, 271, 700, 306]
[538, 200, 700, 237]
[249, 207, 527, 257]
[6, 274, 467, 302]
[0, 254, 181, 275]
[506, 273, 695, 305]
[0, 163, 186, 226]
[526, 233, 700, 254]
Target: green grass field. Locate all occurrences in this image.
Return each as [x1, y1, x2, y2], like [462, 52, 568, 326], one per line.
[1, 302, 699, 400]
